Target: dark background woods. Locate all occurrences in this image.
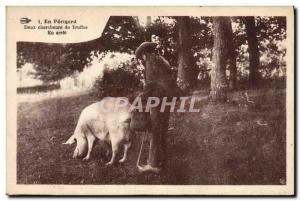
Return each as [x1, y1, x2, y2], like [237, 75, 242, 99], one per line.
[17, 16, 287, 98]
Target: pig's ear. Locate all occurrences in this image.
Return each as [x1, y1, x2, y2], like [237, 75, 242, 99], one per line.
[63, 136, 76, 145]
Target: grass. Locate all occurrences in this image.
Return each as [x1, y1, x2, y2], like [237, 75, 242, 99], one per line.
[17, 88, 286, 184]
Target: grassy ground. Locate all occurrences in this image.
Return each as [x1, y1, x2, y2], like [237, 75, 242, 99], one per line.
[17, 88, 286, 184]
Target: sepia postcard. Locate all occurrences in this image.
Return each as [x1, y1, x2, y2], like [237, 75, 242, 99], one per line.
[6, 6, 294, 195]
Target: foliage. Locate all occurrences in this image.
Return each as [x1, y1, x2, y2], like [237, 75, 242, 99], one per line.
[17, 15, 287, 86]
[17, 41, 96, 82]
[227, 16, 286, 81]
[100, 16, 145, 53]
[93, 59, 143, 98]
[256, 17, 287, 78]
[148, 17, 213, 72]
[17, 83, 60, 94]
[59, 52, 135, 90]
[148, 17, 178, 67]
[17, 16, 144, 82]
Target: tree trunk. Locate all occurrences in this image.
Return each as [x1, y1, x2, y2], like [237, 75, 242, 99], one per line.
[177, 16, 197, 91]
[226, 19, 237, 90]
[132, 16, 152, 41]
[228, 56, 237, 90]
[145, 16, 152, 41]
[244, 16, 260, 88]
[210, 17, 229, 102]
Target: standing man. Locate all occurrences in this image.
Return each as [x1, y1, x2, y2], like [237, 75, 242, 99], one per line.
[135, 42, 180, 173]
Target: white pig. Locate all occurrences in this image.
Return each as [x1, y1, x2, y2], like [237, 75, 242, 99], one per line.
[63, 97, 132, 166]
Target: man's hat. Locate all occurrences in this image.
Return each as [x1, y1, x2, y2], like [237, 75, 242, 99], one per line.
[135, 42, 157, 59]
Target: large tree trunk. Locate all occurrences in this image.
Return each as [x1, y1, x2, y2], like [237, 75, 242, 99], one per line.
[244, 16, 260, 88]
[210, 17, 230, 102]
[177, 17, 197, 91]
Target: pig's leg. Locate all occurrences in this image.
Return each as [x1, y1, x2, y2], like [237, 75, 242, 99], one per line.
[105, 136, 120, 166]
[72, 135, 87, 159]
[72, 147, 79, 158]
[83, 134, 95, 160]
[119, 141, 131, 163]
[104, 140, 111, 158]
